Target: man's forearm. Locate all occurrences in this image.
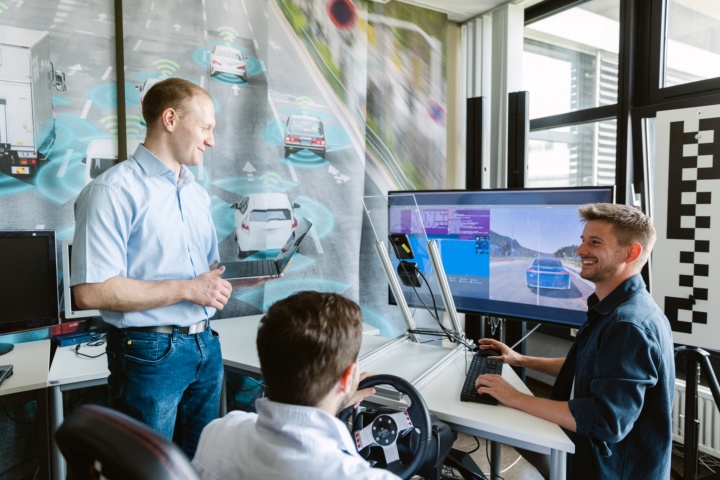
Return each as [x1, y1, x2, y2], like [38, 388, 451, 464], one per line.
[73, 276, 190, 312]
[517, 356, 565, 377]
[507, 393, 577, 432]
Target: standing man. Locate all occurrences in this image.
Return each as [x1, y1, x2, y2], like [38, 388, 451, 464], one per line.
[72, 78, 235, 457]
[476, 203, 675, 479]
[192, 291, 400, 480]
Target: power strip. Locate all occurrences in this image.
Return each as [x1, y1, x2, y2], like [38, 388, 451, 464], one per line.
[53, 331, 103, 347]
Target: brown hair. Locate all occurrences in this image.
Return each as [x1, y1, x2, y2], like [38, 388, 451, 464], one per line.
[256, 291, 363, 406]
[578, 203, 656, 267]
[141, 78, 212, 133]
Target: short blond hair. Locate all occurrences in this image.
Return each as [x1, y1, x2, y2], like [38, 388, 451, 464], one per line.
[578, 203, 656, 267]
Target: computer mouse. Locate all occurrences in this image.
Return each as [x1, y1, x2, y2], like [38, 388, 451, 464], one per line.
[477, 348, 501, 358]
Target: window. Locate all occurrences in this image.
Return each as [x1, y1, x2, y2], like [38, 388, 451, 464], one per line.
[524, 1, 619, 118]
[527, 119, 617, 187]
[663, 0, 720, 88]
[523, 0, 620, 188]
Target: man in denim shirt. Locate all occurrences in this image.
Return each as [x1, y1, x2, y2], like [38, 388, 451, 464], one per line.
[476, 203, 675, 479]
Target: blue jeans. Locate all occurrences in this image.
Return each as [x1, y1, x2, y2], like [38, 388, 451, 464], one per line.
[105, 326, 223, 458]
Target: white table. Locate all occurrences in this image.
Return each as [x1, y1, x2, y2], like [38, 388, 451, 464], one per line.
[417, 349, 574, 480]
[214, 314, 384, 378]
[0, 340, 52, 479]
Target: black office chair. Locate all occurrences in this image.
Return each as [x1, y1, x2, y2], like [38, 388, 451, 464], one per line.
[55, 404, 200, 480]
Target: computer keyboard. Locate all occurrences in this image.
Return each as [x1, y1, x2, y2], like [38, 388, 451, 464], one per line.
[460, 354, 504, 405]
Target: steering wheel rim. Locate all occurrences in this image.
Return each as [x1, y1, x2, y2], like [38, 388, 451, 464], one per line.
[353, 374, 432, 480]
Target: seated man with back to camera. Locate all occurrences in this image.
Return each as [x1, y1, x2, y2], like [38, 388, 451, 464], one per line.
[192, 291, 401, 480]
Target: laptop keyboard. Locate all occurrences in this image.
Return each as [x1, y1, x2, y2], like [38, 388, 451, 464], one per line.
[460, 354, 503, 406]
[233, 260, 277, 277]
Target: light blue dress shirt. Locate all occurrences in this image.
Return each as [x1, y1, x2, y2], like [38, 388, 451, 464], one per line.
[72, 144, 220, 328]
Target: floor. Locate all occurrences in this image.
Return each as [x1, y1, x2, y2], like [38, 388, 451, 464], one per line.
[450, 433, 544, 479]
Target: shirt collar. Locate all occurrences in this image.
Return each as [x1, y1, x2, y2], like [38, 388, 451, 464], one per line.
[131, 143, 196, 187]
[587, 273, 647, 318]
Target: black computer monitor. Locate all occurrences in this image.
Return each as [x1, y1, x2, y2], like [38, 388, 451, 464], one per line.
[0, 230, 60, 355]
[387, 187, 615, 328]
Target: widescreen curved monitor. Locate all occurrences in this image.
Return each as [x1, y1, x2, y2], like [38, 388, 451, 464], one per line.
[388, 187, 615, 328]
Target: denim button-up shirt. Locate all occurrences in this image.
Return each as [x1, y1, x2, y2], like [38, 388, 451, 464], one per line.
[566, 274, 675, 479]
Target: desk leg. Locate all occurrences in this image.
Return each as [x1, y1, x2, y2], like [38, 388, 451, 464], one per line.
[490, 441, 501, 480]
[49, 385, 66, 480]
[220, 375, 227, 416]
[549, 449, 566, 480]
[38, 388, 51, 480]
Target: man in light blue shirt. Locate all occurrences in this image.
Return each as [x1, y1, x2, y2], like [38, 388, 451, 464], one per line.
[72, 78, 239, 457]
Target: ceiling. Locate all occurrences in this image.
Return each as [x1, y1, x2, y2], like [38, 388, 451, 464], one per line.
[378, 0, 524, 23]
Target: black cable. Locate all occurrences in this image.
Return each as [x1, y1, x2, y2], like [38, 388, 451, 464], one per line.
[74, 334, 107, 359]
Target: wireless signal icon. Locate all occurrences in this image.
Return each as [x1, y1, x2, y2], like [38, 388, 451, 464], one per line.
[100, 115, 120, 134]
[153, 58, 180, 76]
[126, 115, 146, 136]
[260, 172, 282, 190]
[297, 96, 313, 113]
[217, 26, 239, 44]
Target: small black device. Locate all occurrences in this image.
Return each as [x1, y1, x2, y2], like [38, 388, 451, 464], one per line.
[0, 364, 13, 387]
[389, 233, 414, 259]
[397, 261, 421, 287]
[460, 354, 503, 405]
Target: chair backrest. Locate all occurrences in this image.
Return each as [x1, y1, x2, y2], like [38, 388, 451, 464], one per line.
[56, 404, 201, 480]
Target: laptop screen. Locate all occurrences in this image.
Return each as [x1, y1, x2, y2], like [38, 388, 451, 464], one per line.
[274, 217, 312, 271]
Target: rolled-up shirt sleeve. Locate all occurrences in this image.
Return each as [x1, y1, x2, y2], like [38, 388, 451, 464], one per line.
[569, 322, 660, 444]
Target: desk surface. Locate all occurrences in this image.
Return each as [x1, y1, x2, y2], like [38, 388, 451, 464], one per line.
[48, 342, 108, 388]
[214, 315, 384, 377]
[0, 339, 50, 396]
[419, 350, 575, 455]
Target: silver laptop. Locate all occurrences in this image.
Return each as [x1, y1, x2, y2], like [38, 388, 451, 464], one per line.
[220, 218, 313, 280]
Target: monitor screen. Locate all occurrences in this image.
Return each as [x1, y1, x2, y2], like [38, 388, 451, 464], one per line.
[61, 241, 101, 319]
[387, 187, 615, 328]
[0, 230, 61, 335]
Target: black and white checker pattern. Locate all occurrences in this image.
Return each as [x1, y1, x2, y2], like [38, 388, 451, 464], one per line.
[652, 107, 720, 350]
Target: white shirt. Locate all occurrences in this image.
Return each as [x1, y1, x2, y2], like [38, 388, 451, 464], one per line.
[192, 398, 401, 480]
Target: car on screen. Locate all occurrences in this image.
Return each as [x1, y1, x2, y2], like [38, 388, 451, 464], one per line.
[210, 45, 247, 81]
[284, 114, 326, 158]
[83, 138, 141, 184]
[230, 193, 301, 258]
[526, 258, 571, 290]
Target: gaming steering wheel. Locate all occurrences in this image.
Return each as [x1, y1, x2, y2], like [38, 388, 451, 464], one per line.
[352, 374, 432, 480]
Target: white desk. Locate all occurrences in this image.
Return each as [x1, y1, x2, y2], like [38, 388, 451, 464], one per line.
[418, 350, 574, 480]
[0, 340, 52, 479]
[214, 314, 385, 378]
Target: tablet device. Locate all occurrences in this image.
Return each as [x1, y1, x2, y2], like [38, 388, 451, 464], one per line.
[220, 218, 313, 280]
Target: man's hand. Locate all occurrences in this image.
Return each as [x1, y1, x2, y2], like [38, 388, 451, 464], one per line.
[477, 338, 523, 366]
[345, 371, 377, 409]
[189, 267, 232, 310]
[474, 373, 523, 408]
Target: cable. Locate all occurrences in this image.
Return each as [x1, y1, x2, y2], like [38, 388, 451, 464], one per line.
[500, 454, 522, 473]
[74, 334, 107, 359]
[509, 323, 541, 350]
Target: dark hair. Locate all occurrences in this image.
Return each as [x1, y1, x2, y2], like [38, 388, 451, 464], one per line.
[578, 203, 656, 266]
[141, 78, 211, 133]
[256, 291, 363, 406]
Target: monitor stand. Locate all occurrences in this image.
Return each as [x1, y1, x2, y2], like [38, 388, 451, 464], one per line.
[0, 343, 14, 355]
